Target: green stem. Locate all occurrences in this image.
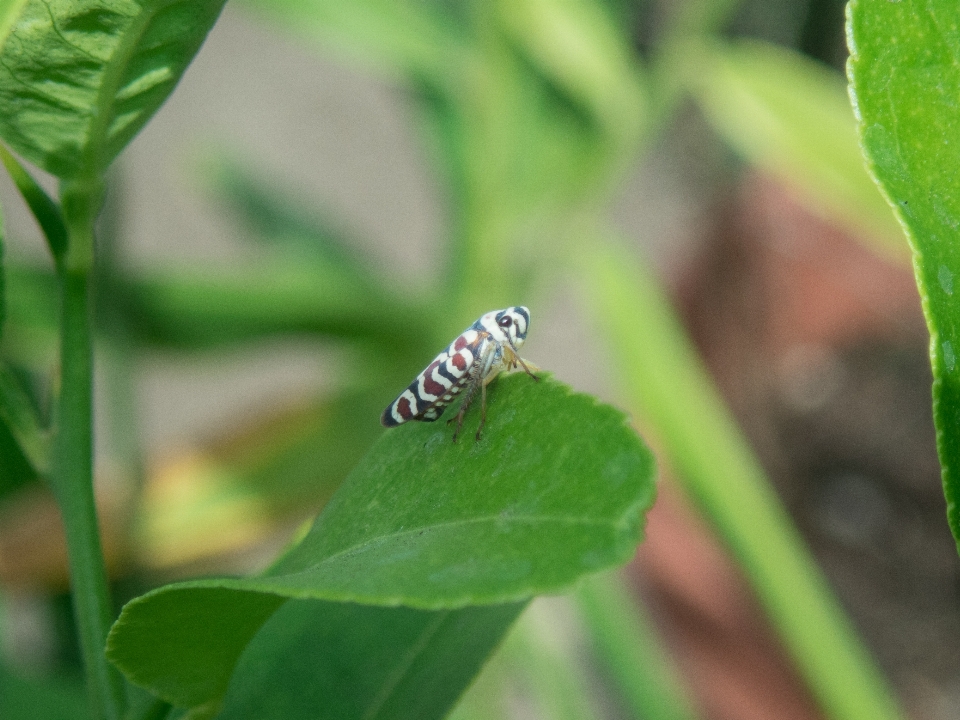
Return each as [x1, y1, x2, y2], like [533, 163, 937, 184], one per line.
[54, 267, 125, 720]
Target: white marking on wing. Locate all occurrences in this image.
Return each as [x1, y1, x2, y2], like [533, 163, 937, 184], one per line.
[417, 373, 438, 401]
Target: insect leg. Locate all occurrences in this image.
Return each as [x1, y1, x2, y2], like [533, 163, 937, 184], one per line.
[449, 377, 480, 442]
[475, 380, 488, 441]
[507, 340, 540, 381]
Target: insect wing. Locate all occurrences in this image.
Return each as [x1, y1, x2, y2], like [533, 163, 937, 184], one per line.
[380, 329, 488, 427]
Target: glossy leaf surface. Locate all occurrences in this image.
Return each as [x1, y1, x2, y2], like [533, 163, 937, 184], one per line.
[107, 374, 656, 710]
[0, 0, 227, 179]
[847, 0, 960, 550]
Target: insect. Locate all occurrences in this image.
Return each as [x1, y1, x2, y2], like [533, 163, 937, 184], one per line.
[381, 306, 539, 442]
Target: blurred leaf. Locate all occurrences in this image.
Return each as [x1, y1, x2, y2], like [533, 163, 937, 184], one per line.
[215, 599, 525, 720]
[205, 156, 383, 285]
[581, 238, 904, 720]
[107, 374, 656, 709]
[496, 0, 646, 146]
[1, 262, 58, 367]
[688, 40, 907, 259]
[0, 663, 90, 720]
[0, 415, 38, 497]
[136, 389, 388, 571]
[0, 0, 227, 179]
[446, 629, 513, 720]
[576, 572, 699, 720]
[5, 257, 419, 359]
[122, 260, 423, 351]
[847, 0, 960, 551]
[0, 175, 4, 334]
[433, 38, 626, 314]
[500, 599, 602, 720]
[0, 360, 49, 476]
[236, 0, 467, 84]
[226, 387, 389, 514]
[0, 145, 68, 263]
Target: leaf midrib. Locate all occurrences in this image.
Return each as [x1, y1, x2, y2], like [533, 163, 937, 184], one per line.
[362, 609, 450, 720]
[278, 511, 633, 576]
[80, 0, 182, 177]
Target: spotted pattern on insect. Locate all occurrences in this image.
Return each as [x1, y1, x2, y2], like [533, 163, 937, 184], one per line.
[381, 306, 539, 441]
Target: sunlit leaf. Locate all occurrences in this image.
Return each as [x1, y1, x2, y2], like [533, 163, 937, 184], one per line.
[0, 0, 29, 52]
[847, 0, 960, 551]
[235, 0, 467, 83]
[107, 374, 656, 711]
[0, 0, 227, 179]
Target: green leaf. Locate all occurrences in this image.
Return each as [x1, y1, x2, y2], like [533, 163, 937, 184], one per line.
[225, 388, 395, 515]
[495, 600, 602, 720]
[123, 261, 424, 351]
[688, 40, 906, 259]
[107, 373, 656, 710]
[235, 0, 466, 84]
[575, 573, 698, 720]
[1, 262, 58, 367]
[0, 0, 227, 180]
[0, 663, 90, 720]
[496, 0, 646, 146]
[216, 599, 525, 720]
[0, 360, 49, 476]
[204, 155, 387, 290]
[847, 1, 960, 551]
[0, 145, 68, 263]
[0, 175, 4, 334]
[0, 400, 40, 498]
[0, 0, 30, 52]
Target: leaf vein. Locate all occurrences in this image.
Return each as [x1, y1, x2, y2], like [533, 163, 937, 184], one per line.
[296, 513, 621, 572]
[362, 610, 450, 720]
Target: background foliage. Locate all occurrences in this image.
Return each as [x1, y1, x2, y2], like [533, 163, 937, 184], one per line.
[0, 1, 956, 720]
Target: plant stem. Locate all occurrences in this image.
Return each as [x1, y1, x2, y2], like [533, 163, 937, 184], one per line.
[54, 267, 125, 720]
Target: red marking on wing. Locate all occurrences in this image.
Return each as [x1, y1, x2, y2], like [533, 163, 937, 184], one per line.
[396, 396, 413, 420]
[423, 361, 446, 397]
[451, 353, 467, 371]
[454, 335, 469, 351]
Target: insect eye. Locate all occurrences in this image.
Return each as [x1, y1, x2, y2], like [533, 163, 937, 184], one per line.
[498, 316, 513, 328]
